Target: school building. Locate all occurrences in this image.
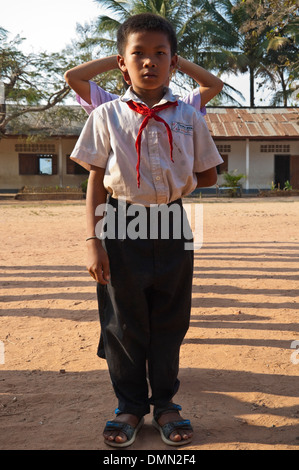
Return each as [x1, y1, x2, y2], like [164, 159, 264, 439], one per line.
[0, 106, 298, 194]
[205, 107, 299, 192]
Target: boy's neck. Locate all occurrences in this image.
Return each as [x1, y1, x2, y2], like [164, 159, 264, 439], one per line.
[131, 85, 167, 108]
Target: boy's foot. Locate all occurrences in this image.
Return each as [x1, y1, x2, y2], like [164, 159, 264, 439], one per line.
[152, 404, 193, 446]
[157, 411, 193, 443]
[103, 413, 142, 446]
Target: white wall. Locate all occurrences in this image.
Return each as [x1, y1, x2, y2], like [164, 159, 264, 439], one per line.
[0, 137, 84, 191]
[216, 139, 299, 190]
[1, 136, 298, 192]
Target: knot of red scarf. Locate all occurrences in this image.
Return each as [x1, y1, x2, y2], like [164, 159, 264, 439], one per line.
[126, 100, 178, 188]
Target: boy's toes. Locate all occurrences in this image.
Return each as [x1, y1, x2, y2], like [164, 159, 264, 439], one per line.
[169, 431, 182, 442]
[169, 429, 193, 442]
[103, 430, 127, 443]
[154, 409, 193, 446]
[103, 431, 115, 442]
[103, 413, 142, 447]
[182, 430, 193, 440]
[114, 432, 127, 443]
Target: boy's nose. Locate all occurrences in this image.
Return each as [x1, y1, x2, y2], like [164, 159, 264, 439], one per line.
[143, 57, 157, 67]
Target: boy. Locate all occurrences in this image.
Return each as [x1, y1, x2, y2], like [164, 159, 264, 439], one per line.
[70, 13, 223, 447]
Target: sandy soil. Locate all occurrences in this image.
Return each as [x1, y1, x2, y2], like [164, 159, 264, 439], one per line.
[0, 197, 299, 451]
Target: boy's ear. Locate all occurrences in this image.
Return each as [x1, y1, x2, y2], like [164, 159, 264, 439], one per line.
[168, 54, 178, 81]
[117, 54, 127, 73]
[117, 54, 131, 85]
[170, 54, 178, 72]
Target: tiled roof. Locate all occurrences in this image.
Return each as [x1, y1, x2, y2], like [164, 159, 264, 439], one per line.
[4, 104, 299, 138]
[205, 107, 299, 138]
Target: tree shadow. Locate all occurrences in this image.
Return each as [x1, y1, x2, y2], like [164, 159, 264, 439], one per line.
[0, 367, 298, 450]
[0, 265, 98, 321]
[177, 367, 299, 448]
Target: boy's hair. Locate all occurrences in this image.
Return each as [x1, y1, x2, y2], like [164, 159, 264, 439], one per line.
[117, 13, 177, 57]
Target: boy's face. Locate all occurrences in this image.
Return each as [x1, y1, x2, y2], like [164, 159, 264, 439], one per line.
[118, 30, 177, 100]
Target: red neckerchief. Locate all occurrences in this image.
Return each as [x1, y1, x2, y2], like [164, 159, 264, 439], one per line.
[126, 99, 178, 188]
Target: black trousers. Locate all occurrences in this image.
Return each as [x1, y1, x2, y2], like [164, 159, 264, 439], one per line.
[96, 197, 194, 418]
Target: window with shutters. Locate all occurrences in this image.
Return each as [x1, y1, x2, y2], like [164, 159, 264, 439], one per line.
[19, 154, 57, 175]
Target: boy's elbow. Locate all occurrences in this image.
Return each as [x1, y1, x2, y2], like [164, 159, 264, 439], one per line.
[64, 69, 76, 86]
[64, 70, 71, 85]
[205, 171, 218, 187]
[211, 171, 218, 186]
[215, 78, 223, 93]
[196, 167, 218, 188]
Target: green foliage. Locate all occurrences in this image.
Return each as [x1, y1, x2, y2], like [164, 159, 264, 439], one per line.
[90, 0, 298, 106]
[223, 170, 245, 187]
[236, 0, 299, 105]
[1, 0, 297, 141]
[0, 27, 100, 136]
[222, 170, 245, 196]
[270, 179, 293, 191]
[283, 180, 292, 191]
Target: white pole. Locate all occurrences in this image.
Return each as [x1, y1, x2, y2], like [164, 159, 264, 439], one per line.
[245, 138, 250, 192]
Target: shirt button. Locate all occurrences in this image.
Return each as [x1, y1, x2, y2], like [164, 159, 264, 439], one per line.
[156, 176, 161, 181]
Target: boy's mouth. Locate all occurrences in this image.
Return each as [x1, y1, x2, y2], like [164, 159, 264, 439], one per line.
[143, 73, 158, 78]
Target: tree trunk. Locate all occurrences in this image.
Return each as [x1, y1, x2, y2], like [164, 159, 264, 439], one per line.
[249, 66, 255, 107]
[279, 70, 288, 106]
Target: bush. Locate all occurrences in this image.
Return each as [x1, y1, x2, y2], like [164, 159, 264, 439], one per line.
[222, 170, 245, 197]
[223, 170, 245, 187]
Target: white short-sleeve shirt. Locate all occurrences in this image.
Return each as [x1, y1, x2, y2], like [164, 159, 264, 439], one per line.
[71, 87, 223, 206]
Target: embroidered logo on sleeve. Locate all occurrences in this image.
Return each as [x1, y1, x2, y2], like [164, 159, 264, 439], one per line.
[171, 122, 193, 135]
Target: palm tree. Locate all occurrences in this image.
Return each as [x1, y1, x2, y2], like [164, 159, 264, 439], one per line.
[88, 0, 297, 106]
[250, 0, 299, 106]
[223, 0, 299, 106]
[94, 0, 202, 54]
[264, 40, 298, 106]
[191, 0, 278, 107]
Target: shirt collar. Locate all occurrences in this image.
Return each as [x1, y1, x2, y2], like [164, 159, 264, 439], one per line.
[121, 86, 178, 107]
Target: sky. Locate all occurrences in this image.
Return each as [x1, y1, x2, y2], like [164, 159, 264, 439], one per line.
[1, 0, 272, 106]
[1, 0, 104, 54]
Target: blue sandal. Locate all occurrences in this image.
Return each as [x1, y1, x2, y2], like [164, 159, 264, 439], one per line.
[104, 409, 144, 448]
[152, 404, 193, 446]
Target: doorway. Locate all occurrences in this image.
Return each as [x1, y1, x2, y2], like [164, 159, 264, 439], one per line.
[274, 154, 290, 189]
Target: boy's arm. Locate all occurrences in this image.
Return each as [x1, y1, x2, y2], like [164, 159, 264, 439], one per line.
[64, 56, 118, 105]
[196, 167, 218, 188]
[86, 166, 110, 284]
[177, 56, 223, 107]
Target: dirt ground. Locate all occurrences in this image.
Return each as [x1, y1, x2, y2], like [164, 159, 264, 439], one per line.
[0, 196, 299, 451]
